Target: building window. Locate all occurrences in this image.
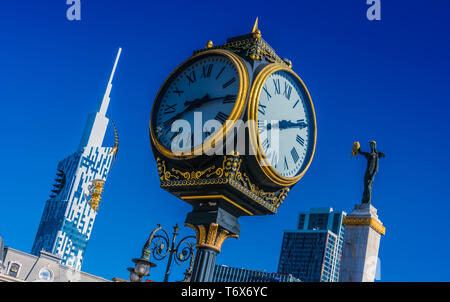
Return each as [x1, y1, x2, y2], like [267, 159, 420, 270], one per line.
[39, 268, 54, 281]
[8, 262, 21, 278]
[298, 214, 306, 229]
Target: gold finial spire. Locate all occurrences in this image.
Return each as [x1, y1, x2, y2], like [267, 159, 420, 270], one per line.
[251, 17, 259, 33]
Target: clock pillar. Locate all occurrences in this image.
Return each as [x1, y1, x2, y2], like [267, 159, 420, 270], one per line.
[185, 207, 239, 282]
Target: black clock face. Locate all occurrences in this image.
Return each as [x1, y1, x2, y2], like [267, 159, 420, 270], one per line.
[152, 54, 241, 154]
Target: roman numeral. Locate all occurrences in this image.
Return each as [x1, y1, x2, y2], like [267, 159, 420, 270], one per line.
[273, 79, 281, 94]
[172, 86, 184, 97]
[284, 156, 289, 170]
[293, 99, 299, 109]
[267, 150, 278, 165]
[214, 111, 228, 124]
[202, 64, 213, 78]
[283, 82, 292, 100]
[291, 147, 299, 163]
[262, 84, 272, 99]
[222, 77, 236, 89]
[258, 104, 267, 115]
[163, 119, 173, 130]
[258, 120, 266, 131]
[222, 95, 235, 103]
[169, 131, 179, 142]
[262, 138, 270, 150]
[296, 135, 305, 146]
[186, 71, 196, 85]
[216, 66, 225, 79]
[164, 104, 176, 114]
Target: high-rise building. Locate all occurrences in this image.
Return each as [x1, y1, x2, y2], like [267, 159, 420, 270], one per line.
[212, 265, 300, 282]
[31, 49, 122, 270]
[277, 207, 346, 282]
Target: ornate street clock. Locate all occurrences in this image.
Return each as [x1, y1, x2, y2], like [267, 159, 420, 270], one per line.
[149, 19, 316, 281]
[150, 49, 249, 158]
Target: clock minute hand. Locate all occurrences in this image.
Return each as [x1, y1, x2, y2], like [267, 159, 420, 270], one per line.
[183, 94, 210, 108]
[164, 94, 237, 132]
[184, 94, 236, 106]
[163, 95, 210, 131]
[164, 104, 194, 126]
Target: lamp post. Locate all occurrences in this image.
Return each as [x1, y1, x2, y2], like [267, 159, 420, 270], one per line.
[128, 224, 196, 282]
[127, 257, 156, 282]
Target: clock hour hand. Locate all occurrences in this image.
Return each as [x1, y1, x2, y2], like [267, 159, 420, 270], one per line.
[278, 119, 308, 130]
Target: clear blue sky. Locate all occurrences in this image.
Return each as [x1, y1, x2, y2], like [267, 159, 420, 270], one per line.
[0, 0, 449, 282]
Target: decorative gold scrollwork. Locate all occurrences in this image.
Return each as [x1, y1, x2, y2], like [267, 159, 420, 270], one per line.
[157, 157, 179, 181]
[156, 153, 291, 213]
[87, 179, 105, 211]
[185, 223, 239, 253]
[171, 166, 216, 180]
[194, 34, 289, 68]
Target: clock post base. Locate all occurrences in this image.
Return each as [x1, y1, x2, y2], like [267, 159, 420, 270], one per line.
[185, 207, 240, 282]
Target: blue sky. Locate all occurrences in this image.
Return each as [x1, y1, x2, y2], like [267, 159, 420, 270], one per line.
[0, 0, 449, 281]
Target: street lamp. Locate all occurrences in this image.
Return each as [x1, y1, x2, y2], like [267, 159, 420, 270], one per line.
[128, 224, 195, 282]
[127, 257, 156, 282]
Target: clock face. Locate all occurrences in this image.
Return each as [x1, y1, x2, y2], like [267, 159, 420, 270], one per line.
[152, 53, 242, 154]
[257, 70, 315, 178]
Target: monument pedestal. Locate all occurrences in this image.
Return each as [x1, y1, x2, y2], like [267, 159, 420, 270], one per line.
[339, 203, 385, 282]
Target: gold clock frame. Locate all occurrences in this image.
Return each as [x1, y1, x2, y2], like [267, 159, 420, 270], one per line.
[149, 49, 250, 160]
[248, 63, 317, 187]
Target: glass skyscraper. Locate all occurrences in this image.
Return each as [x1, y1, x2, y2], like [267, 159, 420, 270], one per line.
[30, 49, 122, 270]
[277, 208, 346, 282]
[213, 265, 299, 282]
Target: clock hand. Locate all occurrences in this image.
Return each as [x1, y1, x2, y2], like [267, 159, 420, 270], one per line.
[222, 94, 237, 103]
[278, 119, 308, 130]
[163, 94, 210, 131]
[261, 120, 307, 132]
[184, 94, 236, 106]
[183, 94, 210, 108]
[163, 94, 237, 133]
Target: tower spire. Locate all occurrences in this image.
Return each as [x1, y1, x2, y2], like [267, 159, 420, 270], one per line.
[98, 48, 122, 116]
[78, 48, 122, 150]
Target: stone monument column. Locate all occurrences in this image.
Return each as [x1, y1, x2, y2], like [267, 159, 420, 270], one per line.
[339, 203, 385, 282]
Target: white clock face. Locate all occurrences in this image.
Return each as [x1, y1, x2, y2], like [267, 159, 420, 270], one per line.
[153, 55, 240, 152]
[257, 70, 314, 178]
